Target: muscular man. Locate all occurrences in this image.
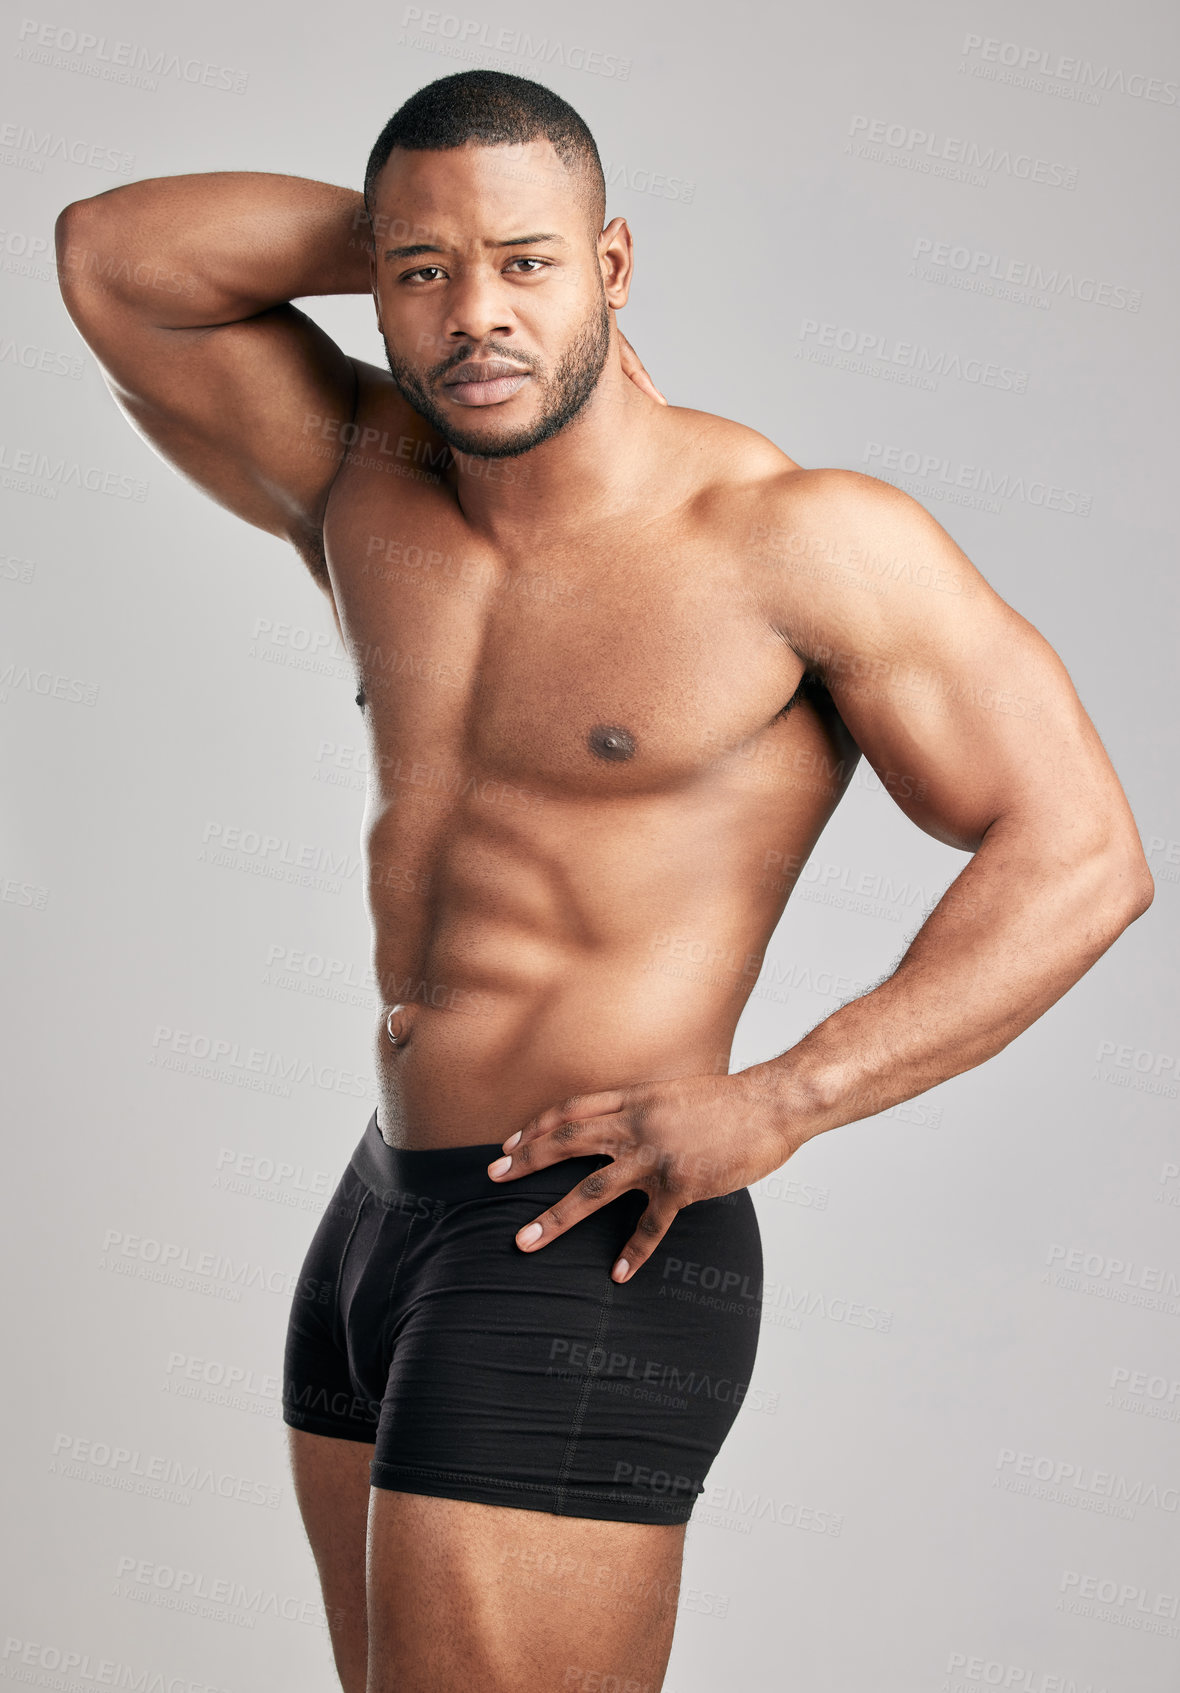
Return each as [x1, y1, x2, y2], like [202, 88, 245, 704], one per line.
[56, 69, 1152, 1693]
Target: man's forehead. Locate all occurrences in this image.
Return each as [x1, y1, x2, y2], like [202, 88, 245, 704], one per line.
[377, 138, 575, 207]
[370, 139, 587, 248]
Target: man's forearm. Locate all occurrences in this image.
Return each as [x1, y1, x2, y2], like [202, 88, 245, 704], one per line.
[742, 819, 1153, 1152]
[56, 171, 370, 327]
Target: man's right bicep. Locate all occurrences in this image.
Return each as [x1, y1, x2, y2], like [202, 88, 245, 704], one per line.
[61, 285, 357, 542]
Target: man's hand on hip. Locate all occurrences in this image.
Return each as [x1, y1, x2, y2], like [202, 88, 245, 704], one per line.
[486, 1072, 787, 1282]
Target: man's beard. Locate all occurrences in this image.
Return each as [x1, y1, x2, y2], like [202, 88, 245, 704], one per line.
[381, 294, 612, 460]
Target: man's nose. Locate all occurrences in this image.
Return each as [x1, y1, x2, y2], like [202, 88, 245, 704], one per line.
[441, 270, 514, 345]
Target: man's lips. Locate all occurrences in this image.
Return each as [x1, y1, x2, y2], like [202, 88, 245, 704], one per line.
[441, 361, 532, 407]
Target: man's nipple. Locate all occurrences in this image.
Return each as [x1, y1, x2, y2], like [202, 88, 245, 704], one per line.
[588, 723, 637, 762]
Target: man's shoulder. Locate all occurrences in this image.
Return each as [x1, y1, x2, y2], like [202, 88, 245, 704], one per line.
[666, 420, 986, 646]
[668, 410, 919, 532]
[734, 455, 985, 654]
[664, 405, 799, 490]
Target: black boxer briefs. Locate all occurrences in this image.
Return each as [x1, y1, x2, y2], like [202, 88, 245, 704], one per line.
[283, 1109, 764, 1524]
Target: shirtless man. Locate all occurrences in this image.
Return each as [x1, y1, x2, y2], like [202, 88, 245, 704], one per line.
[56, 68, 1152, 1693]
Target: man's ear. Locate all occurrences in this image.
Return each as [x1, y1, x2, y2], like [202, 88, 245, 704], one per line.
[598, 216, 634, 311]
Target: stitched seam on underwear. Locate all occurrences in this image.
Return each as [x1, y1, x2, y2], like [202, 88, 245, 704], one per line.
[283, 1409, 376, 1434]
[331, 1188, 370, 1353]
[379, 1210, 420, 1356]
[369, 1460, 691, 1509]
[554, 1275, 614, 1514]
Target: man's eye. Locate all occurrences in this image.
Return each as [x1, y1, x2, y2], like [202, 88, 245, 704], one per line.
[405, 267, 445, 283]
[509, 258, 546, 273]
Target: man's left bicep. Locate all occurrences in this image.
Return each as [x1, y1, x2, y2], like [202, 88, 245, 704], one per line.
[833, 605, 1104, 852]
[790, 480, 1128, 853]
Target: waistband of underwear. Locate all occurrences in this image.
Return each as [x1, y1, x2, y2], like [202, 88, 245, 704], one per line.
[349, 1108, 614, 1206]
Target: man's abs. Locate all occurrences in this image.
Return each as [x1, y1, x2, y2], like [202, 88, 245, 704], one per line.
[365, 757, 846, 1147]
[322, 384, 859, 1146]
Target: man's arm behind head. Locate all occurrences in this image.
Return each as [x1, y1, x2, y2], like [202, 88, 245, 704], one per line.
[55, 173, 382, 582]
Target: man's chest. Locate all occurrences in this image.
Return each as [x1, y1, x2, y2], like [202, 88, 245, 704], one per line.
[323, 484, 805, 796]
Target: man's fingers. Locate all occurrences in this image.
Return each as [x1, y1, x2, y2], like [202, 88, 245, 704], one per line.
[497, 1089, 629, 1160]
[611, 1203, 678, 1283]
[513, 1163, 629, 1252]
[625, 360, 667, 405]
[617, 331, 668, 405]
[491, 1116, 591, 1179]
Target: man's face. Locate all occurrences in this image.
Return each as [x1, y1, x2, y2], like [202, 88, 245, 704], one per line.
[368, 141, 612, 459]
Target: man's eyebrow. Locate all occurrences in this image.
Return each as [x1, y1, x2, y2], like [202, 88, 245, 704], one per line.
[384, 232, 567, 260]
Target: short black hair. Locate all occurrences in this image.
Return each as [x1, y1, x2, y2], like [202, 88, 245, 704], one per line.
[364, 70, 606, 235]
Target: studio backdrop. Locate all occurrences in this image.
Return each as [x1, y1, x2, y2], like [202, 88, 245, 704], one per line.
[2, 0, 1176, 1689]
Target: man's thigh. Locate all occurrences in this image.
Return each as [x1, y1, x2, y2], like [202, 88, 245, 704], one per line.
[366, 1489, 686, 1693]
[288, 1428, 374, 1693]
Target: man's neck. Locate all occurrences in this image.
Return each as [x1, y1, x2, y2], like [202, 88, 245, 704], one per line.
[444, 353, 660, 551]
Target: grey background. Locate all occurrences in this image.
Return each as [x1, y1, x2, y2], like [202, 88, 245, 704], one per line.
[2, 0, 1177, 1688]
